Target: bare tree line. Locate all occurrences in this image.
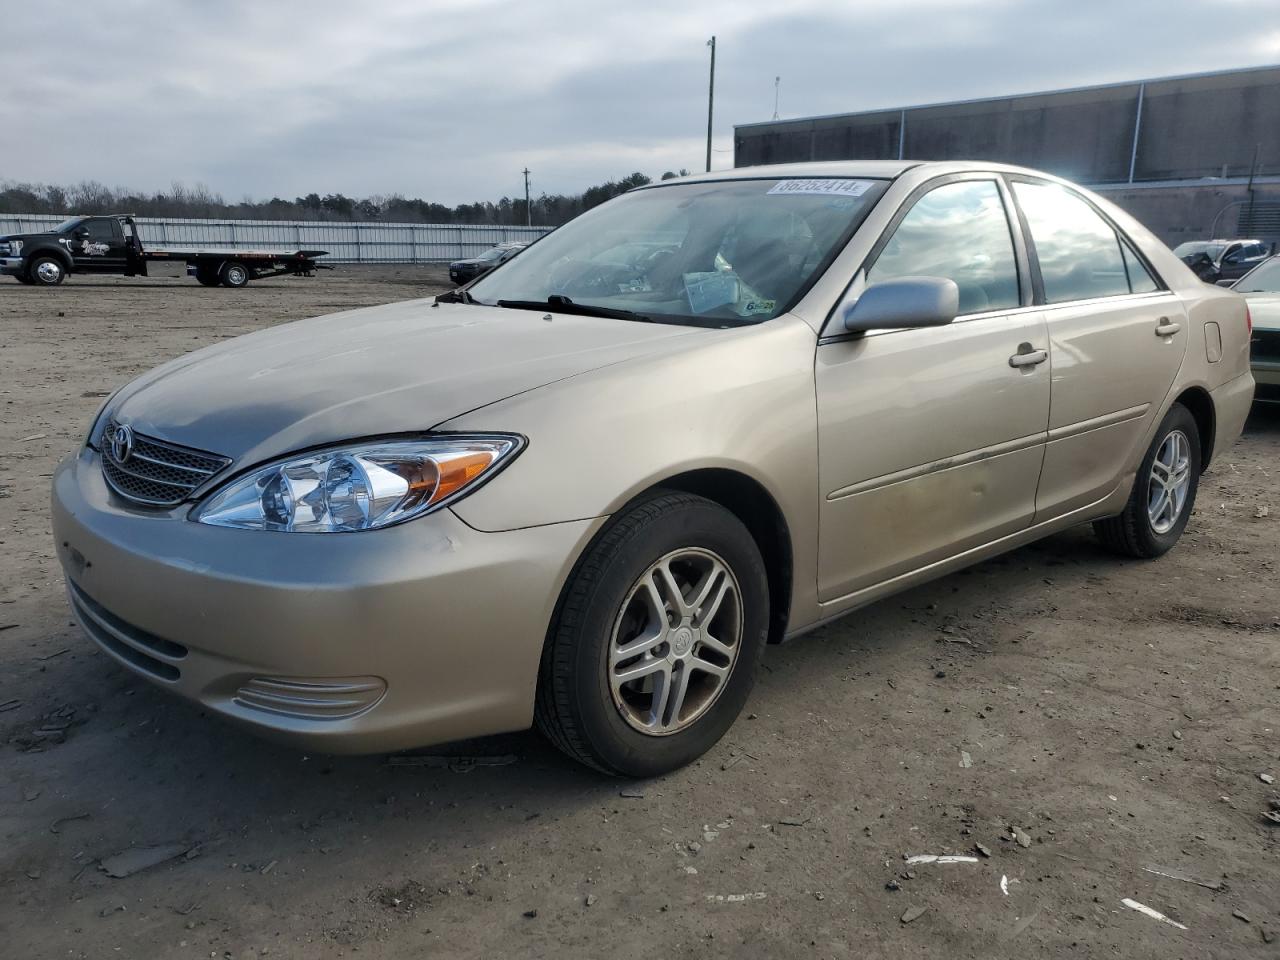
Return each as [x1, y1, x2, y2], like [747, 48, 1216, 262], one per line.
[0, 170, 690, 227]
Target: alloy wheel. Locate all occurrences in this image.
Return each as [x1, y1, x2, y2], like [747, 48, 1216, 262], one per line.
[608, 547, 742, 736]
[1147, 429, 1191, 534]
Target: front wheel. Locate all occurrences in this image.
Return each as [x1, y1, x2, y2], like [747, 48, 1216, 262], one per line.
[1093, 403, 1201, 558]
[29, 256, 66, 286]
[220, 261, 250, 288]
[536, 492, 769, 777]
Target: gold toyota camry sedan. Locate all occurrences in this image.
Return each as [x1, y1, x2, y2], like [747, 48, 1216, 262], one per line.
[53, 162, 1255, 776]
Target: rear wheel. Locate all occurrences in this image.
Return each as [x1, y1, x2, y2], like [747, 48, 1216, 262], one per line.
[220, 261, 250, 288]
[1093, 403, 1201, 558]
[535, 492, 769, 777]
[29, 256, 66, 286]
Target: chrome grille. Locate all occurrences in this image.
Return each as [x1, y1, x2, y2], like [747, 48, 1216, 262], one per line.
[100, 420, 231, 507]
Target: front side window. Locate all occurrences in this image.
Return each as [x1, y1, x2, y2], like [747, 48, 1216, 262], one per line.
[867, 179, 1020, 314]
[468, 177, 886, 327]
[83, 219, 116, 242]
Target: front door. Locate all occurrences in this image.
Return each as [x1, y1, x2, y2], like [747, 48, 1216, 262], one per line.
[815, 176, 1051, 602]
[70, 218, 127, 272]
[1007, 179, 1189, 518]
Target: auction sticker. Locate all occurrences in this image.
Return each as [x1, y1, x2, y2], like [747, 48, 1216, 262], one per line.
[767, 179, 874, 198]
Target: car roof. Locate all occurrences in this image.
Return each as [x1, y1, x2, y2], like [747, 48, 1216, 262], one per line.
[647, 159, 1088, 188]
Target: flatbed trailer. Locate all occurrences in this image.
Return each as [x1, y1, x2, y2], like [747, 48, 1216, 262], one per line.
[0, 214, 329, 287]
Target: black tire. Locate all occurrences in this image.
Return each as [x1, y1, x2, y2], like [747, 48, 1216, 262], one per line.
[220, 261, 250, 288]
[535, 491, 769, 777]
[1093, 403, 1201, 558]
[28, 256, 66, 286]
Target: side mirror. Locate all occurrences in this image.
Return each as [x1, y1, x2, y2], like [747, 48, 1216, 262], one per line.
[73, 227, 88, 238]
[843, 276, 960, 333]
[1215, 278, 1237, 288]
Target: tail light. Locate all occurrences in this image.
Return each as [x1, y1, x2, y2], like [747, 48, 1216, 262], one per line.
[1246, 304, 1252, 336]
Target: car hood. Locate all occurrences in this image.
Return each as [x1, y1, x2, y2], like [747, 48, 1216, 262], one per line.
[1244, 292, 1280, 331]
[0, 232, 54, 242]
[109, 298, 703, 467]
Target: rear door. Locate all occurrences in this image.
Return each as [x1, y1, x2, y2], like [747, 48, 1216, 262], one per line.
[1008, 178, 1189, 519]
[815, 175, 1051, 601]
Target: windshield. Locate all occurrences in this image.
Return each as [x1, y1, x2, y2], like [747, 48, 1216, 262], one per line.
[476, 246, 508, 261]
[467, 177, 886, 326]
[53, 217, 85, 233]
[1174, 241, 1226, 261]
[1235, 257, 1280, 293]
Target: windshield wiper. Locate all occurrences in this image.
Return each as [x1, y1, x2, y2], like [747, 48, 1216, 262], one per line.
[495, 294, 651, 323]
[435, 288, 477, 304]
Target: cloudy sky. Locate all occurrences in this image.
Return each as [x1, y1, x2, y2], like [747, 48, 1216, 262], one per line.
[3, 0, 1276, 205]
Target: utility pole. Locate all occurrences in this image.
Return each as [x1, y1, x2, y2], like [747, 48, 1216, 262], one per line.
[522, 167, 531, 227]
[705, 36, 716, 173]
[773, 76, 780, 120]
[1245, 142, 1260, 236]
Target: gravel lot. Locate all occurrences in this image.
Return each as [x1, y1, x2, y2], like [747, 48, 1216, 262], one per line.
[1, 266, 1277, 958]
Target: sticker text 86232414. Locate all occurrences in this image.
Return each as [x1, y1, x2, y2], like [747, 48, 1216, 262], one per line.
[766, 179, 874, 198]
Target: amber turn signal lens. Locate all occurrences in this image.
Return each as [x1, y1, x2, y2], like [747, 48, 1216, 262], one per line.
[429, 451, 501, 505]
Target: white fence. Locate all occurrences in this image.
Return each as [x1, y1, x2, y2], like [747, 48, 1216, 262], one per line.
[0, 214, 552, 263]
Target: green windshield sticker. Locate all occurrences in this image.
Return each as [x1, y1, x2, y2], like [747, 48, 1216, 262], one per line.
[739, 298, 776, 315]
[767, 179, 874, 198]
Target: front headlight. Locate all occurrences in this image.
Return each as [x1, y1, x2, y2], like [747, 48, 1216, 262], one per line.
[192, 435, 522, 532]
[10, 239, 21, 255]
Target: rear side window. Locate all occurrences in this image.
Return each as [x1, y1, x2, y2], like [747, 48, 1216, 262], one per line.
[868, 179, 1020, 314]
[1014, 182, 1133, 303]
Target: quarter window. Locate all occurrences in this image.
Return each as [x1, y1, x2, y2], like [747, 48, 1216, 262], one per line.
[868, 180, 1020, 314]
[1013, 181, 1134, 303]
[1120, 241, 1159, 294]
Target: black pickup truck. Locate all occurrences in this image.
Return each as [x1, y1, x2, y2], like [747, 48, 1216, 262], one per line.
[0, 214, 328, 287]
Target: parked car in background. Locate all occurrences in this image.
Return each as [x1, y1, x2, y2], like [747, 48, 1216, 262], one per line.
[53, 161, 1253, 777]
[448, 241, 528, 285]
[1174, 238, 1274, 283]
[1223, 255, 1280, 403]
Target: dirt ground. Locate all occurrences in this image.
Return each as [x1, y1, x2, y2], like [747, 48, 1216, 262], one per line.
[1, 266, 1277, 959]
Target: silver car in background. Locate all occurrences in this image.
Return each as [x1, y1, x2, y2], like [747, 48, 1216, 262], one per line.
[1222, 254, 1280, 403]
[52, 161, 1254, 776]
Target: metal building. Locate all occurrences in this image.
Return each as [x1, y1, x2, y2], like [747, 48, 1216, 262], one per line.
[734, 64, 1280, 245]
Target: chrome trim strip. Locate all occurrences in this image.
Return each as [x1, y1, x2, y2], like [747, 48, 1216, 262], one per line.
[105, 459, 196, 488]
[125, 450, 215, 475]
[826, 431, 1046, 501]
[1047, 404, 1149, 443]
[818, 291, 1178, 344]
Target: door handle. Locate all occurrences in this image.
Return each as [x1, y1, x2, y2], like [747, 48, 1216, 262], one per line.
[1008, 344, 1048, 368]
[1154, 317, 1181, 337]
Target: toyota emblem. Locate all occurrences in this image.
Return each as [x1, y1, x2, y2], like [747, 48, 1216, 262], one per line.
[110, 423, 134, 463]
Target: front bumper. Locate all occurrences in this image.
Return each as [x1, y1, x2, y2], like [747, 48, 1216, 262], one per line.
[51, 446, 601, 753]
[1, 256, 25, 277]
